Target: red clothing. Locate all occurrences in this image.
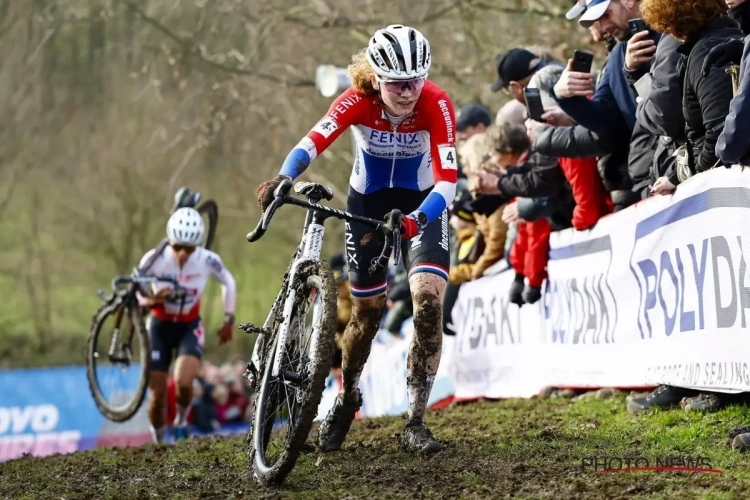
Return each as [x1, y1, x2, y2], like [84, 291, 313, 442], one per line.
[510, 218, 551, 287]
[215, 392, 249, 425]
[558, 156, 613, 230]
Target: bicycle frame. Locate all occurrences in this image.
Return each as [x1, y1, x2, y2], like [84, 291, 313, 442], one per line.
[246, 181, 402, 382]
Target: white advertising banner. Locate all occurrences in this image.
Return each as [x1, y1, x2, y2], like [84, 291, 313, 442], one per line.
[452, 167, 750, 399]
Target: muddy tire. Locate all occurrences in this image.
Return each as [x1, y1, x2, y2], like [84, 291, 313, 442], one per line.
[249, 261, 337, 487]
[86, 300, 151, 422]
[196, 200, 218, 250]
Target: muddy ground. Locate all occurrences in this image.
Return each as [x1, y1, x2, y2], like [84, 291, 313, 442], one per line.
[3, 395, 750, 499]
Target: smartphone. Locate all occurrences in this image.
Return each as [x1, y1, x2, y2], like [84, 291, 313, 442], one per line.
[629, 18, 649, 34]
[571, 49, 594, 74]
[523, 88, 545, 122]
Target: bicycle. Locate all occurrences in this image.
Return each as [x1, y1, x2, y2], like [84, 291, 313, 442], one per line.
[86, 272, 187, 422]
[86, 186, 218, 422]
[240, 179, 403, 487]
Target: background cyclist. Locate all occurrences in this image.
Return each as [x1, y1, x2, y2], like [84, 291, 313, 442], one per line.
[137, 207, 237, 443]
[256, 24, 457, 454]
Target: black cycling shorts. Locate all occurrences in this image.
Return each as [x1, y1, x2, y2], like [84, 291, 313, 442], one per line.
[148, 316, 205, 372]
[344, 187, 450, 298]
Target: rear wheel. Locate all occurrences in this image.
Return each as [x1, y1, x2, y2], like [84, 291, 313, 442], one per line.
[196, 200, 218, 250]
[249, 261, 337, 486]
[86, 300, 150, 422]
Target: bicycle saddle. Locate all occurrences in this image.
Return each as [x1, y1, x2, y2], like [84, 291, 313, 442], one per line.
[294, 182, 334, 201]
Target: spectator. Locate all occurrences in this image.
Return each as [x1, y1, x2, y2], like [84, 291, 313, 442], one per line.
[457, 103, 493, 142]
[526, 65, 614, 230]
[554, 0, 662, 202]
[495, 99, 527, 126]
[728, 0, 750, 33]
[629, 33, 685, 199]
[490, 48, 557, 104]
[460, 130, 509, 281]
[713, 2, 750, 166]
[480, 124, 553, 305]
[644, 0, 742, 194]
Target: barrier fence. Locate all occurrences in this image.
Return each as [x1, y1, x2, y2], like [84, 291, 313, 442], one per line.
[2, 167, 749, 461]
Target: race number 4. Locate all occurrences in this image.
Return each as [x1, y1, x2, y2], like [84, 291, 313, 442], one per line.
[438, 144, 457, 170]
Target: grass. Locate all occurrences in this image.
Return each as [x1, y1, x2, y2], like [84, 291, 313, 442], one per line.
[0, 205, 346, 369]
[4, 394, 750, 498]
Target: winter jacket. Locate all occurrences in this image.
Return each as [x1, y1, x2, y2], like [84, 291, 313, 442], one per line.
[729, 1, 750, 35]
[558, 156, 613, 230]
[496, 152, 565, 199]
[673, 16, 743, 182]
[626, 34, 685, 197]
[472, 207, 508, 280]
[717, 35, 750, 165]
[448, 225, 482, 285]
[531, 129, 612, 229]
[532, 124, 611, 159]
[553, 34, 659, 136]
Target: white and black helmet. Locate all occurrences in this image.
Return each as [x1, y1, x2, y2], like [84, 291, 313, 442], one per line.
[166, 207, 205, 246]
[366, 24, 431, 80]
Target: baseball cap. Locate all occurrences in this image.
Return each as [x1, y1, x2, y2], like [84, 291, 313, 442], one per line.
[565, 0, 587, 20]
[490, 48, 540, 93]
[579, 0, 611, 27]
[456, 104, 492, 132]
[449, 190, 476, 223]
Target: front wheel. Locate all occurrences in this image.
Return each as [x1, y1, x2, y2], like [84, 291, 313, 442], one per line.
[249, 261, 337, 487]
[86, 299, 151, 422]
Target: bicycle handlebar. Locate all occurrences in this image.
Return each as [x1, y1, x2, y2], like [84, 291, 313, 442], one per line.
[112, 273, 187, 298]
[247, 179, 292, 243]
[247, 180, 403, 275]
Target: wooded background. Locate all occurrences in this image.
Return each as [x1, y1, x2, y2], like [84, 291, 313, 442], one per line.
[0, 0, 603, 367]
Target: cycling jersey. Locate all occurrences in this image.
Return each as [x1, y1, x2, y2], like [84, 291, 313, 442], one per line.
[137, 246, 237, 323]
[279, 81, 458, 225]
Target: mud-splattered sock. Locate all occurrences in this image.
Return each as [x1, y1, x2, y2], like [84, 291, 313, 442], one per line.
[150, 425, 167, 444]
[406, 374, 436, 426]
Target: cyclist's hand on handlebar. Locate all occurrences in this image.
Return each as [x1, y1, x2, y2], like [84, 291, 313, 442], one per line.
[257, 175, 291, 211]
[385, 212, 422, 240]
[217, 322, 233, 345]
[146, 286, 172, 306]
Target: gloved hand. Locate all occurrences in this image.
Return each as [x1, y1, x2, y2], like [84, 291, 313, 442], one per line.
[522, 285, 542, 305]
[257, 175, 291, 211]
[385, 210, 422, 240]
[509, 273, 525, 307]
[702, 38, 745, 77]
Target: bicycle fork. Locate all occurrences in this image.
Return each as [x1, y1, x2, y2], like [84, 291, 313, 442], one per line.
[245, 222, 326, 388]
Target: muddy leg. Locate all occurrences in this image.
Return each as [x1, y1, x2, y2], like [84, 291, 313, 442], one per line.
[340, 294, 387, 401]
[406, 273, 446, 425]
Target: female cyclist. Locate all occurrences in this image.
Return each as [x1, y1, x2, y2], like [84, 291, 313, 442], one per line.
[256, 24, 457, 454]
[138, 207, 237, 443]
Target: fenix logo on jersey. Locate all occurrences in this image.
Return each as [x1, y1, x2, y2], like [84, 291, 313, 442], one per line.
[368, 130, 420, 145]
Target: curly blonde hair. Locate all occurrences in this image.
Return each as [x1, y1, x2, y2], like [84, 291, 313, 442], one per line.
[347, 48, 377, 96]
[458, 132, 490, 174]
[642, 0, 728, 40]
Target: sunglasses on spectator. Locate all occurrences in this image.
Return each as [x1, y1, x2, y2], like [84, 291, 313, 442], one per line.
[171, 243, 197, 253]
[376, 76, 427, 95]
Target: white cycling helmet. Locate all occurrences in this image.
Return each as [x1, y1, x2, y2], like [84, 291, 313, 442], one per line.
[167, 207, 205, 246]
[366, 24, 431, 80]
